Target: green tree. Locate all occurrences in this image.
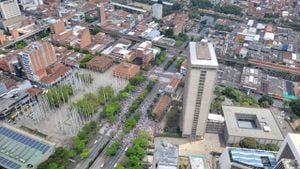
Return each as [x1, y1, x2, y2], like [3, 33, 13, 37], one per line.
[264, 144, 279, 151]
[126, 145, 145, 160]
[164, 28, 174, 38]
[222, 86, 242, 103]
[239, 137, 258, 149]
[106, 140, 121, 156]
[290, 99, 300, 116]
[120, 92, 129, 99]
[190, 0, 212, 9]
[258, 95, 274, 107]
[115, 166, 125, 169]
[73, 137, 85, 152]
[67, 150, 76, 158]
[124, 117, 137, 133]
[15, 40, 27, 49]
[37, 147, 69, 169]
[80, 149, 89, 159]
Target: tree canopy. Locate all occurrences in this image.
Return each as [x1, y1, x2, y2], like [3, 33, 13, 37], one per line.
[190, 0, 212, 9]
[45, 85, 73, 108]
[106, 140, 121, 156]
[258, 95, 274, 108]
[290, 99, 300, 116]
[237, 137, 279, 151]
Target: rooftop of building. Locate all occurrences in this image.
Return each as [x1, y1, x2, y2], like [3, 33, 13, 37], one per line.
[154, 139, 178, 168]
[227, 147, 277, 169]
[286, 133, 300, 157]
[0, 124, 54, 169]
[222, 106, 284, 141]
[113, 62, 140, 74]
[168, 78, 181, 89]
[40, 63, 71, 84]
[189, 40, 218, 67]
[0, 90, 29, 114]
[189, 155, 206, 169]
[153, 94, 171, 117]
[86, 56, 112, 68]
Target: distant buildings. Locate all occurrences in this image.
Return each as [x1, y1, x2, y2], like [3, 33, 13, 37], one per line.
[51, 22, 92, 49]
[129, 41, 157, 69]
[152, 3, 163, 20]
[162, 12, 189, 36]
[153, 139, 178, 169]
[0, 0, 25, 30]
[0, 0, 21, 20]
[97, 2, 106, 25]
[222, 106, 284, 146]
[113, 62, 140, 79]
[182, 40, 219, 139]
[19, 0, 44, 10]
[240, 66, 300, 100]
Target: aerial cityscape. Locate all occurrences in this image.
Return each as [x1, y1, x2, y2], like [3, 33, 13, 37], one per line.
[0, 0, 299, 169]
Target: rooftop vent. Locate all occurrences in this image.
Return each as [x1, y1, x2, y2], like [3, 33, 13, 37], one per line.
[263, 126, 271, 132]
[200, 39, 208, 46]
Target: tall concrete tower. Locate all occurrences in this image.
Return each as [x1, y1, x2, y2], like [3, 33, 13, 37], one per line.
[96, 2, 106, 25]
[182, 39, 219, 139]
[152, 3, 163, 20]
[0, 0, 21, 20]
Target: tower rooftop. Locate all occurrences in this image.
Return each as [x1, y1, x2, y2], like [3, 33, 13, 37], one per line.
[189, 40, 218, 68]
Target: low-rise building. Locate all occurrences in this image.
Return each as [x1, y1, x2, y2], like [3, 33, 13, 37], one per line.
[223, 106, 284, 146]
[113, 62, 140, 79]
[188, 155, 206, 169]
[153, 139, 178, 169]
[86, 56, 113, 72]
[219, 147, 277, 169]
[165, 78, 181, 94]
[153, 94, 171, 119]
[0, 124, 55, 169]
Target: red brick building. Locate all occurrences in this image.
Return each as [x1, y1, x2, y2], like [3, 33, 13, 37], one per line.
[113, 62, 140, 79]
[86, 56, 113, 72]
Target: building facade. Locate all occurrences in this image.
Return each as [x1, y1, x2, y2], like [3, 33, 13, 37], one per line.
[78, 28, 91, 49]
[0, 0, 21, 20]
[19, 41, 57, 81]
[97, 3, 106, 25]
[50, 20, 65, 35]
[182, 40, 219, 139]
[276, 133, 300, 169]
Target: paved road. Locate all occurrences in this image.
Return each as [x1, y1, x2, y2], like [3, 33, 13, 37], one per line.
[75, 135, 110, 169]
[103, 81, 166, 169]
[270, 107, 294, 137]
[0, 25, 50, 49]
[89, 82, 149, 169]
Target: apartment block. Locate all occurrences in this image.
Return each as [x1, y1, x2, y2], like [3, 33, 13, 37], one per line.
[19, 41, 57, 81]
